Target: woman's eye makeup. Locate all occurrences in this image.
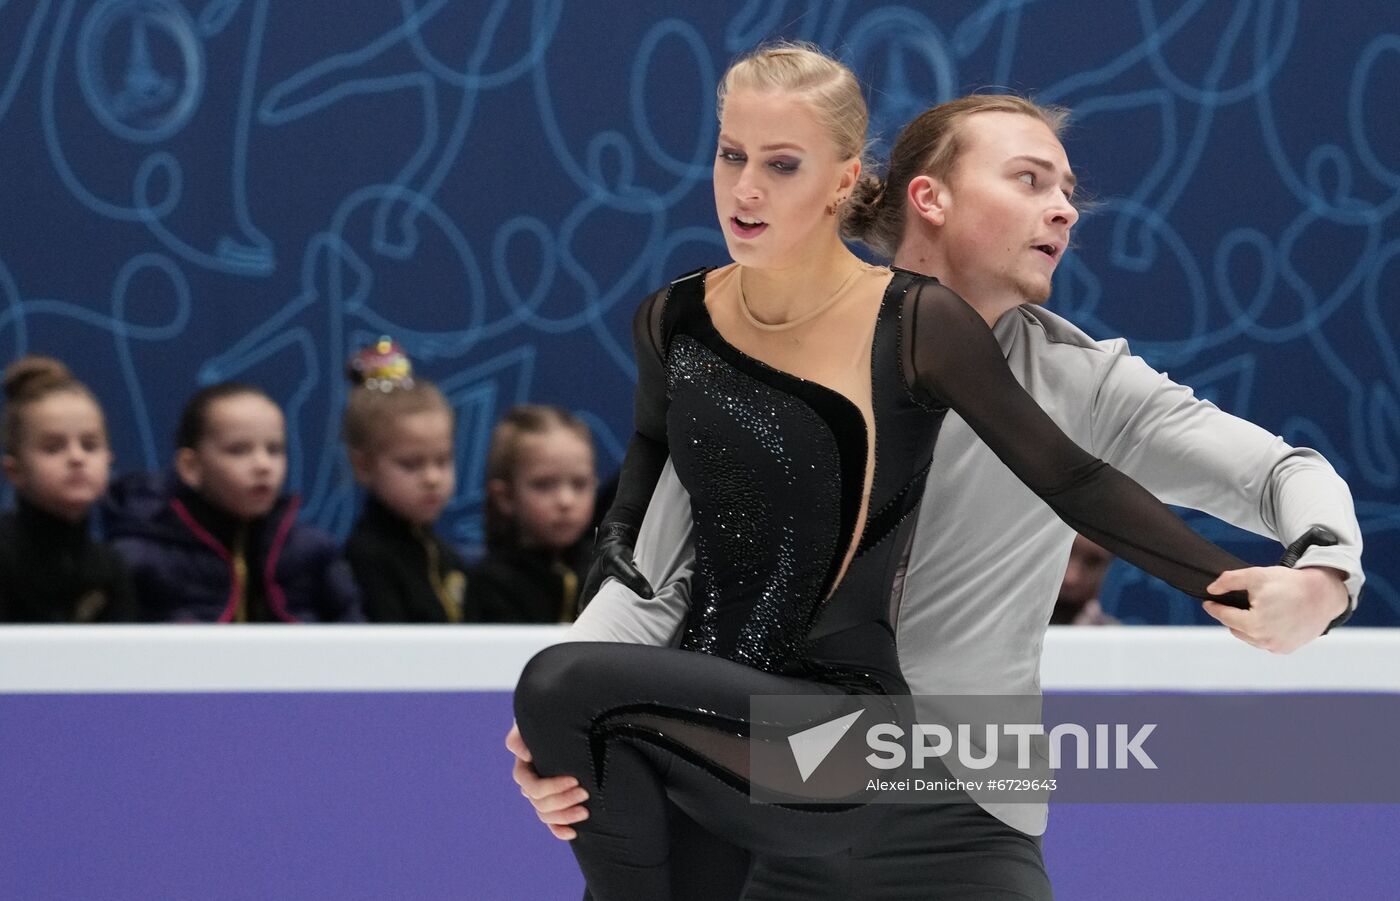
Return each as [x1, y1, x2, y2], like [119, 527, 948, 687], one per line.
[716, 148, 800, 173]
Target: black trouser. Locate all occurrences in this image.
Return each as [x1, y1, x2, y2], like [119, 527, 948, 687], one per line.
[515, 642, 895, 901]
[577, 785, 1052, 901]
[742, 801, 1052, 900]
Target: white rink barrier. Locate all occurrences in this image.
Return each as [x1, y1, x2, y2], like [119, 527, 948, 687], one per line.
[2, 624, 1397, 693]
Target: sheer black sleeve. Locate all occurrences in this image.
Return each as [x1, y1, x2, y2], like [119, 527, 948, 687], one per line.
[596, 287, 671, 535]
[900, 277, 1250, 606]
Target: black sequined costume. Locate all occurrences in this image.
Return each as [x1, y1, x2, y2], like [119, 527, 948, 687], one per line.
[514, 269, 1249, 900]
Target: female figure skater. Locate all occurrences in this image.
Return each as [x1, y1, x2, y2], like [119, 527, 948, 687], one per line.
[513, 42, 1252, 900]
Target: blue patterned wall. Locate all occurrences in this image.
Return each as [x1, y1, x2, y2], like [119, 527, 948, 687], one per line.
[0, 1, 1395, 623]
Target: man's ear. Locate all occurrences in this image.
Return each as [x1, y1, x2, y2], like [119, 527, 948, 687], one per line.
[174, 447, 202, 490]
[348, 449, 373, 485]
[907, 174, 948, 227]
[487, 478, 514, 518]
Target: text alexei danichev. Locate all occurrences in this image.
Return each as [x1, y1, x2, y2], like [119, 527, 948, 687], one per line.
[865, 777, 1058, 793]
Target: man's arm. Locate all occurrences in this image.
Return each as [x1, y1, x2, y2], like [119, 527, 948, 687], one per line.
[1087, 344, 1362, 647]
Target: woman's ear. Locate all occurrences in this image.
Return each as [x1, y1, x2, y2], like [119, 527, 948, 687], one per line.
[174, 447, 202, 490]
[487, 477, 514, 518]
[907, 174, 948, 227]
[837, 156, 861, 199]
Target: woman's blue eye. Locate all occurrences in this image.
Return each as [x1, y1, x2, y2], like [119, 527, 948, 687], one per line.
[1018, 172, 1036, 186]
[770, 158, 800, 173]
[717, 149, 744, 163]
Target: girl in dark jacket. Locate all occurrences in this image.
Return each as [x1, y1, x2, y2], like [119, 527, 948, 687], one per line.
[105, 383, 360, 623]
[0, 355, 134, 622]
[341, 339, 469, 623]
[470, 405, 597, 623]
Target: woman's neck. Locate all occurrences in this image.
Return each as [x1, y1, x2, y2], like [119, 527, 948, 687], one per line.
[737, 243, 866, 326]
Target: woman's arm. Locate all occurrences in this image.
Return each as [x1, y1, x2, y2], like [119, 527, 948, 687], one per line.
[580, 285, 675, 604]
[901, 276, 1251, 606]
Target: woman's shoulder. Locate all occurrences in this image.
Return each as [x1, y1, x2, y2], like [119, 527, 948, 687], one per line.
[632, 263, 731, 351]
[702, 261, 739, 286]
[637, 263, 733, 308]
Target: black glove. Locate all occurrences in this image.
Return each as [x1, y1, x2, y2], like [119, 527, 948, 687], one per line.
[1276, 526, 1350, 634]
[579, 522, 656, 609]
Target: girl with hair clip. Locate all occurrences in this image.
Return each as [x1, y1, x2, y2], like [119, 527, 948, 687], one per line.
[470, 404, 597, 623]
[0, 355, 134, 622]
[105, 383, 361, 623]
[512, 42, 1260, 899]
[342, 338, 469, 623]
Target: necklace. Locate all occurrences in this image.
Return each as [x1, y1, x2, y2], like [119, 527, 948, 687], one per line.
[737, 263, 868, 332]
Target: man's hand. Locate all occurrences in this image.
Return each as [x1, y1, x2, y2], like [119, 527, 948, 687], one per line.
[1203, 566, 1350, 654]
[506, 722, 590, 840]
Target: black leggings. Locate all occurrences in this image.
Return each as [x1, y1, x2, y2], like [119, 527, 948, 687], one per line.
[514, 642, 896, 901]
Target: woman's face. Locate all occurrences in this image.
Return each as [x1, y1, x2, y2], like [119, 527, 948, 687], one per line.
[713, 88, 858, 271]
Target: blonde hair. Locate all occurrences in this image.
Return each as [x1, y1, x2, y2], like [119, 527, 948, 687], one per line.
[2, 355, 104, 455]
[844, 94, 1070, 257]
[483, 404, 592, 550]
[342, 381, 452, 453]
[718, 41, 870, 166]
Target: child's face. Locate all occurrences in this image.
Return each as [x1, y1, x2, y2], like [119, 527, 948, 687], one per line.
[177, 394, 287, 521]
[353, 409, 455, 527]
[494, 428, 596, 552]
[3, 392, 112, 522]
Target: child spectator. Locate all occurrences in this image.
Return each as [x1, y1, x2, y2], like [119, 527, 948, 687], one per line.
[471, 405, 597, 623]
[0, 356, 134, 622]
[105, 383, 361, 622]
[342, 339, 469, 623]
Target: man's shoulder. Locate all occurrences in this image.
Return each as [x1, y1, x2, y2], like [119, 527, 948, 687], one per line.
[1001, 304, 1131, 358]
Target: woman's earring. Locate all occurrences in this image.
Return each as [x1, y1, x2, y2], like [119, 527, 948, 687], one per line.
[826, 196, 844, 216]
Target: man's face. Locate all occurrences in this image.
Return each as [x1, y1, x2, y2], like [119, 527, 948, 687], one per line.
[930, 111, 1079, 304]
